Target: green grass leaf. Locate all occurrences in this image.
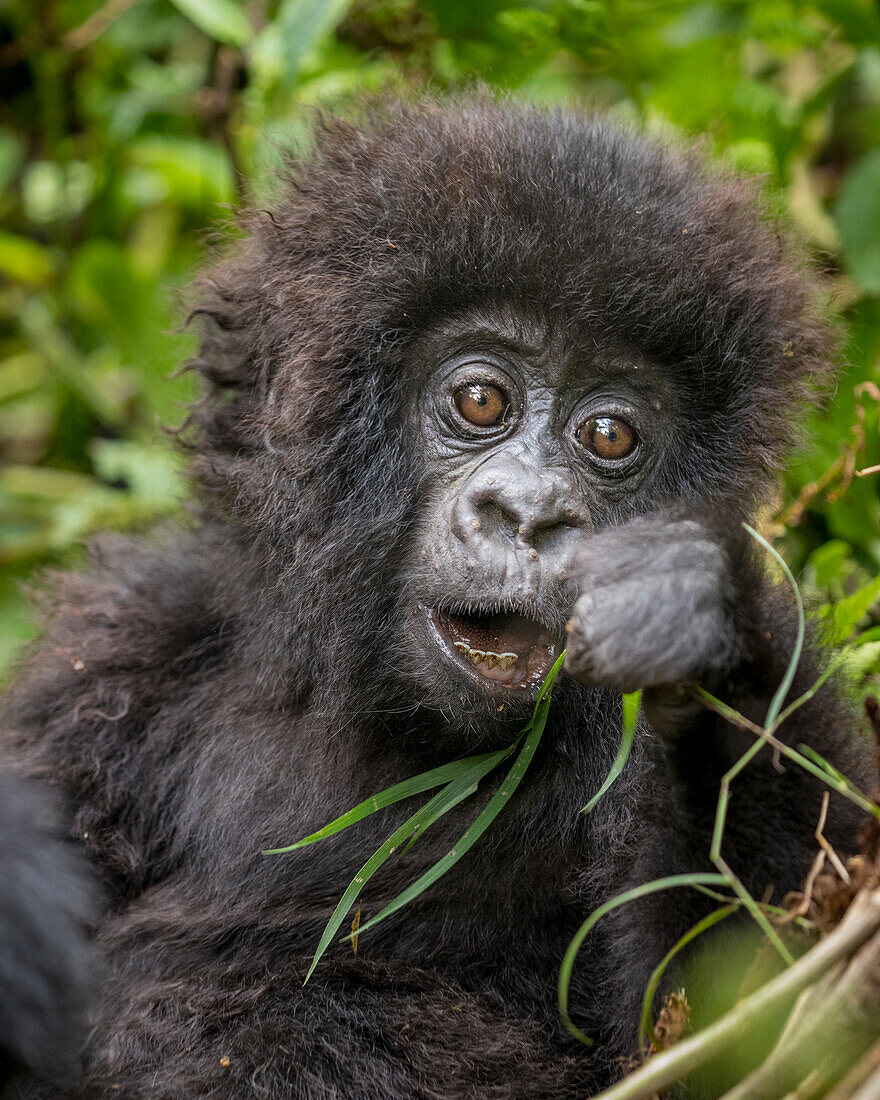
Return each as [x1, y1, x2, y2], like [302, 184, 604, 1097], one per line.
[743, 524, 805, 729]
[558, 873, 729, 1046]
[351, 652, 567, 942]
[302, 750, 508, 983]
[263, 747, 514, 854]
[638, 904, 738, 1050]
[581, 689, 641, 813]
[168, 0, 253, 47]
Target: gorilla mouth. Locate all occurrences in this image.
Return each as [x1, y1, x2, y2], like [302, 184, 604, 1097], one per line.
[428, 606, 561, 690]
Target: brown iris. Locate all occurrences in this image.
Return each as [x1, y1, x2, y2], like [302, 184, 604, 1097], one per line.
[454, 383, 507, 427]
[577, 416, 636, 460]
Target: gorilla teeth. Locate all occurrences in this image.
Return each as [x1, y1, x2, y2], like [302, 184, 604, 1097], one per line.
[452, 641, 519, 670]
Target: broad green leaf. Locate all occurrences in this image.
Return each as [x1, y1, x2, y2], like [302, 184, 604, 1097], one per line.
[0, 232, 55, 285]
[827, 573, 880, 644]
[168, 0, 253, 47]
[814, 0, 880, 46]
[90, 440, 187, 507]
[127, 137, 235, 209]
[835, 149, 880, 295]
[805, 539, 853, 593]
[256, 0, 352, 83]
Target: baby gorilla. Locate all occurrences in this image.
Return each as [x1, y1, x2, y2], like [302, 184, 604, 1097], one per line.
[1, 98, 872, 1098]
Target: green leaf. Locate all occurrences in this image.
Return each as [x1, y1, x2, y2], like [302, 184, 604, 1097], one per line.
[558, 873, 729, 1046]
[743, 524, 804, 729]
[827, 573, 880, 643]
[350, 652, 566, 943]
[581, 690, 640, 813]
[263, 747, 514, 854]
[90, 440, 187, 507]
[639, 904, 738, 1050]
[302, 750, 508, 983]
[168, 0, 253, 47]
[0, 232, 55, 285]
[835, 149, 880, 295]
[127, 136, 235, 209]
[256, 0, 352, 83]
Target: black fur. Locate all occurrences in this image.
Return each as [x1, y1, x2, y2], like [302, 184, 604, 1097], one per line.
[0, 773, 93, 1089]
[0, 98, 872, 1098]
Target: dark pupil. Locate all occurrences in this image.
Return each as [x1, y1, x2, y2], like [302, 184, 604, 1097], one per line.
[579, 415, 634, 459]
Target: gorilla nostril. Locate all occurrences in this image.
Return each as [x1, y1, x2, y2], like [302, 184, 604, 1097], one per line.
[472, 499, 519, 541]
[530, 520, 580, 555]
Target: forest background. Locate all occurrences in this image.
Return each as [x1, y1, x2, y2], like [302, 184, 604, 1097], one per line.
[1, 0, 880, 679]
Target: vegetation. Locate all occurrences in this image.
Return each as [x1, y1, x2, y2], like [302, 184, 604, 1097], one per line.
[3, 0, 880, 1094]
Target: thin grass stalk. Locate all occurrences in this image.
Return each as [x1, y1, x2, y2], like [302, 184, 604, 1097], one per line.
[557, 873, 729, 1046]
[638, 905, 738, 1050]
[351, 652, 567, 941]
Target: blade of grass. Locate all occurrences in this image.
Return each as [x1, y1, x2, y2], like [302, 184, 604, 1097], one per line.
[558, 873, 729, 1046]
[743, 523, 805, 729]
[772, 648, 851, 730]
[710, 737, 795, 966]
[350, 651, 567, 942]
[696, 686, 880, 823]
[302, 749, 510, 983]
[638, 904, 738, 1050]
[798, 744, 852, 786]
[263, 749, 512, 854]
[582, 690, 641, 813]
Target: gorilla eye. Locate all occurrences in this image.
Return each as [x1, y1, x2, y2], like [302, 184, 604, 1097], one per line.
[577, 416, 636, 460]
[453, 383, 507, 428]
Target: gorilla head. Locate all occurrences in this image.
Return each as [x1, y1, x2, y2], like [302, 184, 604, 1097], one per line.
[190, 98, 831, 739]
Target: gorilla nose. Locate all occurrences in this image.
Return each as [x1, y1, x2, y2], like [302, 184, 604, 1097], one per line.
[453, 460, 591, 556]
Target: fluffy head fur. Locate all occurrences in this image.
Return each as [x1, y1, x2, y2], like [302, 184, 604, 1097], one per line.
[186, 96, 836, 722]
[192, 97, 833, 490]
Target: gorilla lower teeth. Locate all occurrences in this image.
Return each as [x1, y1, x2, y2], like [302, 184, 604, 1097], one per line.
[452, 641, 519, 670]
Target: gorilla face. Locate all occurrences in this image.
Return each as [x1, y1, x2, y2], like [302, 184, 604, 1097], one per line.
[183, 103, 832, 740]
[401, 306, 678, 711]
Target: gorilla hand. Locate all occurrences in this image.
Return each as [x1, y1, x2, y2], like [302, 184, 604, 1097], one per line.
[564, 515, 741, 696]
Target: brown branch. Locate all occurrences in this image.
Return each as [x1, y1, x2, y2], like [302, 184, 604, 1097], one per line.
[62, 0, 141, 50]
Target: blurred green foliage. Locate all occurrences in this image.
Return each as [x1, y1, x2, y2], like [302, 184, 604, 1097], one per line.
[1, 0, 879, 676]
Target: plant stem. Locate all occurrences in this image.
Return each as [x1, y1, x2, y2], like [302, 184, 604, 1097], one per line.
[589, 888, 880, 1100]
